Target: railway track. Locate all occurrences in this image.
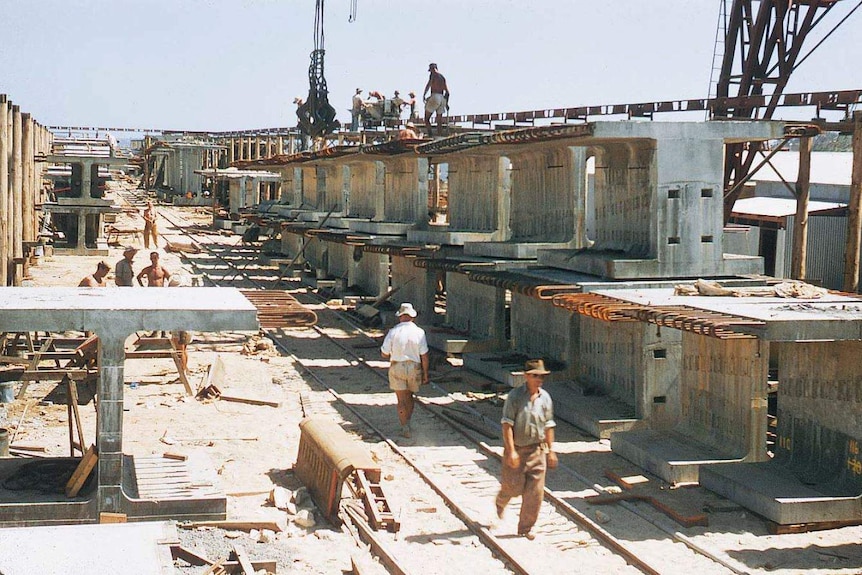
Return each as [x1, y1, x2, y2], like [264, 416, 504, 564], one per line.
[130, 194, 746, 575]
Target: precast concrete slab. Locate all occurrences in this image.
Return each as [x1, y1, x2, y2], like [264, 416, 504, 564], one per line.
[611, 429, 746, 485]
[591, 286, 862, 342]
[408, 228, 501, 246]
[538, 249, 763, 280]
[465, 241, 573, 259]
[0, 520, 177, 575]
[544, 381, 642, 440]
[352, 221, 414, 235]
[700, 462, 862, 525]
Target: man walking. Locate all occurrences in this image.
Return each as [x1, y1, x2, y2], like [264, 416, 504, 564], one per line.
[380, 302, 429, 438]
[115, 246, 138, 287]
[495, 359, 558, 540]
[423, 63, 450, 136]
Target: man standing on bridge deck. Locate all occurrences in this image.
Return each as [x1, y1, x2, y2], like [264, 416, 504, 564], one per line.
[381, 302, 429, 439]
[495, 359, 557, 540]
[423, 63, 449, 136]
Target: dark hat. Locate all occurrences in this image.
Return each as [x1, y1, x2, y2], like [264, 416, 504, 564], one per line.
[524, 359, 551, 375]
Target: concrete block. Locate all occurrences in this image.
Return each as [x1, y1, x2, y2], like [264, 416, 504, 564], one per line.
[701, 461, 862, 524]
[611, 428, 745, 485]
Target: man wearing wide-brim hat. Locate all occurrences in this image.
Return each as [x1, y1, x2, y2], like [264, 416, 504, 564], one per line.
[495, 358, 557, 540]
[115, 245, 139, 287]
[380, 302, 429, 438]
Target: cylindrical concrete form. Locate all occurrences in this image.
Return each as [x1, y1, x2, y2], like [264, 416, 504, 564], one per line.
[0, 96, 8, 286]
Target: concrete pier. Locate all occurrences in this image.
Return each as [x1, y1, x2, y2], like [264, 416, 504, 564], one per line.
[0, 288, 258, 526]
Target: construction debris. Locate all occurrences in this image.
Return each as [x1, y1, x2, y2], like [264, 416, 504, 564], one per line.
[674, 278, 828, 298]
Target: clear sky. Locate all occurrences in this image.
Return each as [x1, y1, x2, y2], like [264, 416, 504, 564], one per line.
[1, 0, 860, 132]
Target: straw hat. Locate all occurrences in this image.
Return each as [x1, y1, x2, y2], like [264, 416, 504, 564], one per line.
[524, 359, 551, 375]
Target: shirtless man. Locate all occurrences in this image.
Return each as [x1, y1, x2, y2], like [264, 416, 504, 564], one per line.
[398, 122, 419, 140]
[143, 201, 159, 249]
[423, 63, 450, 136]
[78, 261, 110, 287]
[136, 251, 171, 287]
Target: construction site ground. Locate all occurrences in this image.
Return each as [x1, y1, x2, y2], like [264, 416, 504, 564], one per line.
[6, 194, 862, 575]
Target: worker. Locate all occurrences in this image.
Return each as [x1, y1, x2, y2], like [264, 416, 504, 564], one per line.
[143, 200, 159, 249]
[136, 251, 172, 287]
[423, 63, 450, 136]
[168, 275, 193, 374]
[495, 359, 557, 540]
[407, 91, 417, 120]
[78, 261, 111, 287]
[351, 88, 363, 131]
[380, 302, 429, 438]
[115, 246, 138, 287]
[398, 122, 419, 140]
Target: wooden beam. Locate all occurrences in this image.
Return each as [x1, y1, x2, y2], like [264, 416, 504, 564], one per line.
[844, 111, 862, 292]
[791, 136, 812, 279]
[65, 444, 97, 497]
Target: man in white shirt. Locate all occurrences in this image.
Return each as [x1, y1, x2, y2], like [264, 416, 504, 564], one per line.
[381, 302, 429, 438]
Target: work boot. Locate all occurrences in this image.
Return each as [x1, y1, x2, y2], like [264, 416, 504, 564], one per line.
[518, 529, 535, 541]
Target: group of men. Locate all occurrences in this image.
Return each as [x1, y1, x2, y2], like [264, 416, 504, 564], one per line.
[381, 301, 555, 541]
[350, 62, 451, 137]
[76, 201, 191, 373]
[78, 249, 171, 289]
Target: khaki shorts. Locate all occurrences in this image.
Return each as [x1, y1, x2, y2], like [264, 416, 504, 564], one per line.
[388, 361, 422, 393]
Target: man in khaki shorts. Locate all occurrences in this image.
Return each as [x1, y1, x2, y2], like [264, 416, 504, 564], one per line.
[381, 302, 429, 438]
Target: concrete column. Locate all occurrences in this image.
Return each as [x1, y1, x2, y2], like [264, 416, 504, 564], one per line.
[0, 97, 8, 287]
[22, 114, 34, 246]
[95, 335, 125, 513]
[277, 136, 284, 155]
[254, 135, 261, 159]
[77, 212, 87, 250]
[11, 105, 23, 285]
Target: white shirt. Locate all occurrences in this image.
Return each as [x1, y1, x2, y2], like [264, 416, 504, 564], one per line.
[381, 321, 428, 363]
[352, 94, 363, 112]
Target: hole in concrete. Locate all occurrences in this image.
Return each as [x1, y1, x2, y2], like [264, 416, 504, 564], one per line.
[653, 396, 667, 404]
[701, 235, 714, 243]
[667, 237, 680, 244]
[653, 348, 667, 359]
[701, 188, 713, 198]
[668, 188, 680, 199]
